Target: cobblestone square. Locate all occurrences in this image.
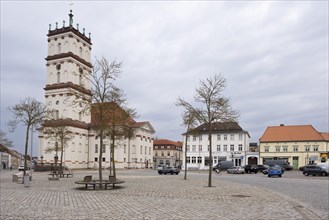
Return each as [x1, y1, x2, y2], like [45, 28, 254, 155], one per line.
[0, 170, 324, 220]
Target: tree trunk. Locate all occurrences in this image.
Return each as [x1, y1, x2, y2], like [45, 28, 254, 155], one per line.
[60, 140, 64, 172]
[99, 131, 103, 185]
[184, 130, 188, 180]
[208, 129, 212, 187]
[23, 125, 30, 182]
[111, 137, 116, 178]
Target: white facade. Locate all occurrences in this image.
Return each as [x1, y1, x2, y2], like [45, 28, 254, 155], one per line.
[182, 122, 250, 170]
[38, 11, 155, 169]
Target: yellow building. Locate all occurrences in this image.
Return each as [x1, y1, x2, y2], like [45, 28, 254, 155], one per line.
[259, 124, 329, 169]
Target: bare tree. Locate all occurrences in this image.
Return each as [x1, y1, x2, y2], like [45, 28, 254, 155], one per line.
[0, 130, 14, 148]
[44, 125, 74, 173]
[80, 57, 136, 183]
[7, 97, 47, 178]
[176, 74, 239, 187]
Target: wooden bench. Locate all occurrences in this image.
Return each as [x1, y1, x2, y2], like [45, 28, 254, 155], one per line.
[49, 170, 73, 178]
[74, 175, 125, 190]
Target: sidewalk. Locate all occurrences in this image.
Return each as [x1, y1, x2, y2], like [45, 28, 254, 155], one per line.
[0, 170, 324, 220]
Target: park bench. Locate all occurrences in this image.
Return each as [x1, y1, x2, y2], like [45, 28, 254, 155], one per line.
[74, 175, 125, 190]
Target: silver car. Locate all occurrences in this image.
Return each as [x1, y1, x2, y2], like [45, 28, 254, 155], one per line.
[227, 166, 245, 174]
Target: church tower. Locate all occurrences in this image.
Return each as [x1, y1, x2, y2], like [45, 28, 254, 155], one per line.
[38, 10, 93, 168]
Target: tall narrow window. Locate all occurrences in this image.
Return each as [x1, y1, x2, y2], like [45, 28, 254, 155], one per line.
[79, 47, 83, 57]
[57, 72, 60, 83]
[55, 110, 59, 119]
[79, 112, 82, 121]
[58, 43, 62, 53]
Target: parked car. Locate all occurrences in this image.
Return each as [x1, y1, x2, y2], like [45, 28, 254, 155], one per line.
[227, 166, 245, 174]
[244, 164, 259, 173]
[257, 165, 269, 172]
[303, 165, 329, 176]
[158, 166, 180, 175]
[156, 165, 164, 170]
[212, 161, 234, 171]
[264, 160, 293, 171]
[267, 165, 283, 177]
[262, 165, 285, 175]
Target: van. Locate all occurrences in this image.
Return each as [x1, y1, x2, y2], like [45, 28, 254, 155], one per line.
[264, 160, 293, 171]
[212, 161, 234, 171]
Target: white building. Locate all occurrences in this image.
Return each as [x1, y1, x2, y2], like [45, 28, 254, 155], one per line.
[182, 122, 250, 170]
[38, 11, 155, 169]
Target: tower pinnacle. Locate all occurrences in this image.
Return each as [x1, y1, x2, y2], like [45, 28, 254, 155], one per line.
[69, 10, 73, 26]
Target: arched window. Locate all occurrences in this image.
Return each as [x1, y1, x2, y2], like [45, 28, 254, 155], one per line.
[79, 74, 83, 85]
[57, 72, 60, 83]
[58, 43, 62, 53]
[79, 47, 82, 57]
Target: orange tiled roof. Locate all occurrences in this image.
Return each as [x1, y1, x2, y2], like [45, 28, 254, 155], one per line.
[154, 139, 181, 146]
[320, 132, 329, 141]
[259, 125, 325, 142]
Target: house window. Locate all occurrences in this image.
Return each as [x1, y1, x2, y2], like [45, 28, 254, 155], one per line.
[217, 145, 221, 152]
[132, 145, 136, 154]
[145, 146, 147, 154]
[224, 134, 227, 141]
[197, 156, 202, 164]
[217, 134, 221, 141]
[186, 157, 191, 163]
[230, 134, 234, 141]
[124, 145, 126, 154]
[239, 134, 243, 141]
[264, 146, 269, 152]
[230, 145, 234, 151]
[193, 136, 196, 141]
[102, 158, 105, 162]
[293, 145, 298, 152]
[313, 145, 319, 151]
[95, 144, 98, 153]
[238, 144, 242, 151]
[187, 136, 190, 142]
[140, 146, 142, 154]
[223, 145, 227, 151]
[79, 47, 83, 57]
[149, 147, 151, 155]
[275, 146, 280, 152]
[283, 146, 288, 152]
[199, 135, 202, 141]
[207, 145, 210, 151]
[79, 74, 83, 85]
[161, 151, 164, 156]
[192, 145, 196, 152]
[167, 151, 170, 156]
[186, 145, 190, 152]
[198, 145, 202, 152]
[192, 157, 196, 163]
[102, 145, 106, 153]
[305, 145, 310, 152]
[94, 157, 98, 162]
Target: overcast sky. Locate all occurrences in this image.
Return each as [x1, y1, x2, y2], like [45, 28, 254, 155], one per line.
[1, 1, 328, 157]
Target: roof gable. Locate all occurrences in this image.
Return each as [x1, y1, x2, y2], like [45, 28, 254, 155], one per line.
[259, 125, 325, 142]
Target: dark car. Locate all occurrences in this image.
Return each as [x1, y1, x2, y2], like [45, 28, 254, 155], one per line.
[303, 165, 329, 176]
[244, 165, 259, 173]
[158, 166, 180, 175]
[257, 165, 269, 172]
[212, 161, 234, 171]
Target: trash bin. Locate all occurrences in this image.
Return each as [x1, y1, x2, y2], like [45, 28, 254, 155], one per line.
[24, 174, 30, 187]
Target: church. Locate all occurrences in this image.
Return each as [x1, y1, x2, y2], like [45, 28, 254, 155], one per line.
[37, 11, 155, 169]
